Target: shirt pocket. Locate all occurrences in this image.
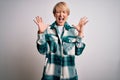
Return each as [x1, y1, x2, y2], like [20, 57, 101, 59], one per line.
[62, 36, 76, 55]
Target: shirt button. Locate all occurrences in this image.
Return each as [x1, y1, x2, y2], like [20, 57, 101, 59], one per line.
[69, 39, 71, 42]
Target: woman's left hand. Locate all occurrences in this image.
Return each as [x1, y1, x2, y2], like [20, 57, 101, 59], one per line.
[73, 16, 88, 37]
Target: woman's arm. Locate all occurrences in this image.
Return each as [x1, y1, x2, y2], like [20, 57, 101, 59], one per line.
[74, 16, 88, 55]
[36, 32, 49, 55]
[34, 16, 49, 55]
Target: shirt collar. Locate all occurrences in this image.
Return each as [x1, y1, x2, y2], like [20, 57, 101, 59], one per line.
[50, 21, 72, 31]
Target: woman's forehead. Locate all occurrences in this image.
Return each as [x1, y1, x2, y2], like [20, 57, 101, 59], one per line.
[56, 7, 67, 12]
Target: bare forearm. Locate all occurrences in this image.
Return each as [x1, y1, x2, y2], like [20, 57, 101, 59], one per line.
[78, 28, 84, 38]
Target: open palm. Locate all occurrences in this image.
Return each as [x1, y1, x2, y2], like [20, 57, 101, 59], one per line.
[72, 16, 88, 37]
[34, 16, 48, 33]
[75, 16, 88, 32]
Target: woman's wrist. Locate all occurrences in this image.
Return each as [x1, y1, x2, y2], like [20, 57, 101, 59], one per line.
[38, 30, 44, 34]
[78, 31, 84, 38]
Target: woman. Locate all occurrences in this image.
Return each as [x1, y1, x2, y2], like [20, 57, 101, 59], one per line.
[34, 1, 88, 80]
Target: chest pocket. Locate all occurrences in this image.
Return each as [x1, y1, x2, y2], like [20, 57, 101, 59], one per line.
[62, 36, 77, 55]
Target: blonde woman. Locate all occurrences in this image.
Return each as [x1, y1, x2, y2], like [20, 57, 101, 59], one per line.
[34, 2, 88, 80]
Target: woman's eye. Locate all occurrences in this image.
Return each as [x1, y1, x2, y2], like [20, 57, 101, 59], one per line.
[63, 11, 66, 13]
[56, 11, 60, 13]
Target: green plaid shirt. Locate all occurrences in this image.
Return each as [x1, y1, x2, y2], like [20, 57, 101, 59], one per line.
[37, 22, 85, 80]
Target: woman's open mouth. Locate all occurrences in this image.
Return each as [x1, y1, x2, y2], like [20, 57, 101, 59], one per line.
[58, 17, 64, 22]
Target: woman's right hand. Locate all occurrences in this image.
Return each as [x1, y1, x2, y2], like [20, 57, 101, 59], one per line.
[33, 16, 48, 33]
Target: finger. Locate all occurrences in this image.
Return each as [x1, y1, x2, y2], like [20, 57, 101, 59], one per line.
[82, 19, 88, 26]
[79, 17, 86, 23]
[84, 20, 88, 25]
[39, 17, 42, 22]
[33, 17, 37, 23]
[82, 17, 87, 21]
[79, 19, 88, 26]
[36, 16, 39, 20]
[82, 17, 88, 23]
[81, 16, 87, 21]
[37, 16, 42, 22]
[36, 16, 40, 23]
[33, 19, 38, 25]
[36, 16, 42, 23]
[80, 16, 86, 20]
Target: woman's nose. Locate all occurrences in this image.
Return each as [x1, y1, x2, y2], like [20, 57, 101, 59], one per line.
[60, 12, 63, 16]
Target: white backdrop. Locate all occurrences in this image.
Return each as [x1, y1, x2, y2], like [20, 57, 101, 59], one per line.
[0, 0, 120, 80]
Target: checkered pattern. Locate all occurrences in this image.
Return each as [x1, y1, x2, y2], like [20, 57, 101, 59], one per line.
[37, 22, 85, 80]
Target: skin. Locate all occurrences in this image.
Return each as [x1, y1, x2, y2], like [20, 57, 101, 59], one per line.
[34, 9, 88, 38]
[54, 9, 68, 26]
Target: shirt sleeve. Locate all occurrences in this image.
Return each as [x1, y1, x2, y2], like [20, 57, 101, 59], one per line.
[36, 32, 48, 55]
[37, 33, 46, 45]
[75, 36, 86, 56]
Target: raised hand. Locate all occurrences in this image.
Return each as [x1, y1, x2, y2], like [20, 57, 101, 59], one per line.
[73, 16, 88, 37]
[34, 16, 48, 33]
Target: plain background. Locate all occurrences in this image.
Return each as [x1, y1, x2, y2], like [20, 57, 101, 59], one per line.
[0, 0, 120, 80]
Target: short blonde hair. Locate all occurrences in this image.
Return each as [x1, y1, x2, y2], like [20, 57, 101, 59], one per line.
[53, 2, 70, 15]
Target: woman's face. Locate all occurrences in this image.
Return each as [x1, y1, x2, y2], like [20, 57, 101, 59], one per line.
[54, 9, 68, 26]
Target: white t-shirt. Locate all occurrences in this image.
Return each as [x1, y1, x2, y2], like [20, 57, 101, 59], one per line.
[57, 26, 64, 36]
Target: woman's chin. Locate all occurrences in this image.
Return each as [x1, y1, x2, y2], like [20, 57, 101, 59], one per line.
[56, 22, 65, 26]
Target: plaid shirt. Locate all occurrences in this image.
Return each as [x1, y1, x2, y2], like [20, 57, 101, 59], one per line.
[37, 22, 85, 80]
